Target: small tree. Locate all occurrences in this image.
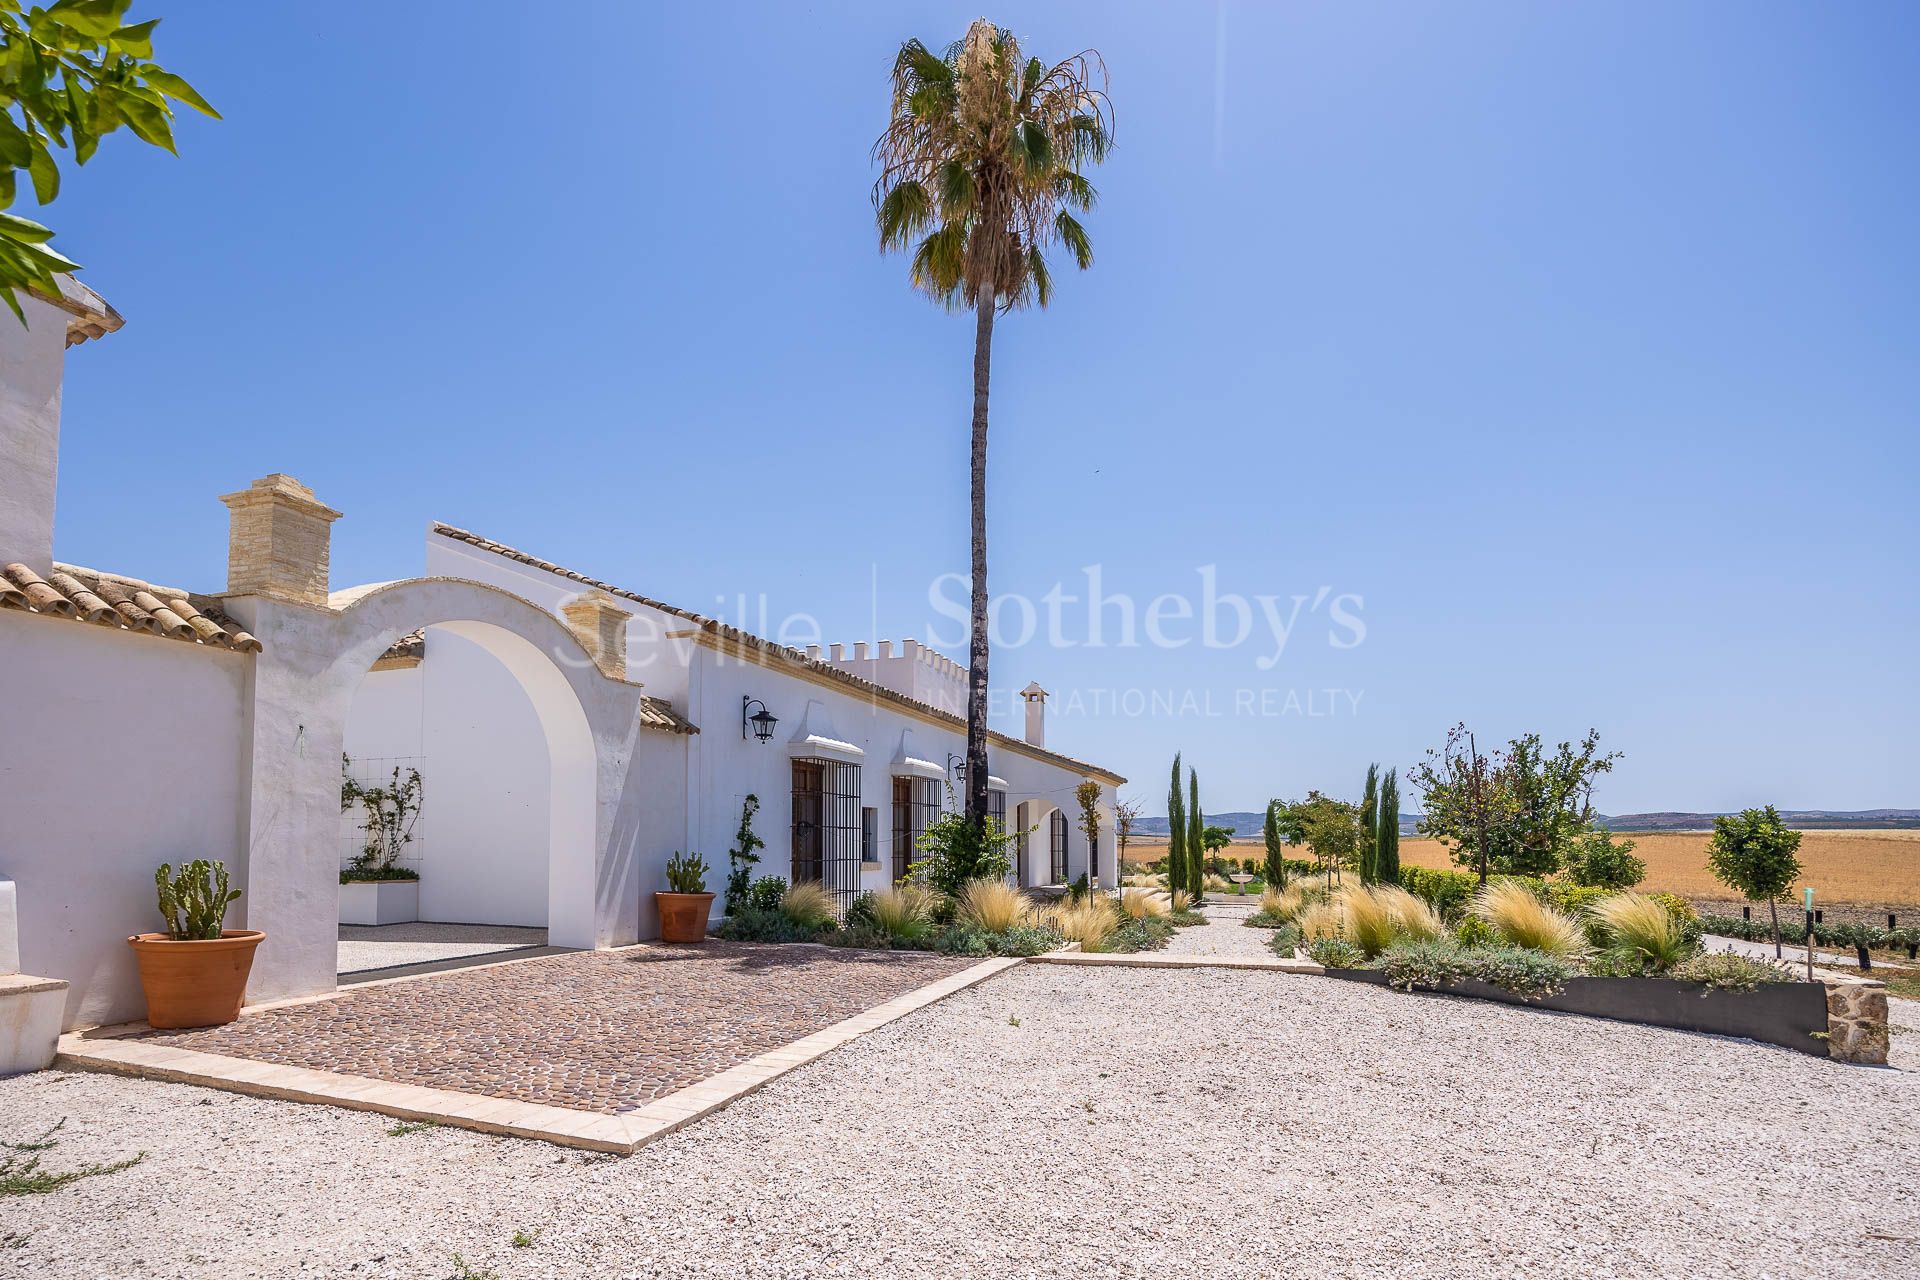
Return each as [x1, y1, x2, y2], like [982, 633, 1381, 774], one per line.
[1286, 791, 1359, 881]
[1262, 799, 1289, 888]
[1114, 794, 1143, 873]
[911, 800, 1018, 899]
[1357, 763, 1379, 883]
[1074, 780, 1103, 887]
[724, 794, 766, 916]
[1165, 752, 1187, 896]
[1564, 827, 1644, 890]
[1374, 769, 1401, 886]
[1409, 724, 1621, 883]
[1201, 824, 1234, 874]
[1706, 806, 1804, 957]
[1186, 766, 1205, 902]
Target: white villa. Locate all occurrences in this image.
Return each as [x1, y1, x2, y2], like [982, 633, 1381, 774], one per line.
[0, 283, 1123, 1046]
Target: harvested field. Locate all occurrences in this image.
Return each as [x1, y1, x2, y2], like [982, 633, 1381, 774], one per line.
[1123, 829, 1920, 913]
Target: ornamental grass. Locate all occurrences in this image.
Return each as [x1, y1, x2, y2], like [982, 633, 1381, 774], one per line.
[957, 879, 1029, 934]
[866, 884, 937, 941]
[1472, 881, 1586, 957]
[1119, 888, 1167, 920]
[1335, 885, 1398, 958]
[1296, 901, 1345, 942]
[1592, 891, 1692, 970]
[1370, 884, 1445, 942]
[779, 881, 838, 931]
[1047, 897, 1117, 949]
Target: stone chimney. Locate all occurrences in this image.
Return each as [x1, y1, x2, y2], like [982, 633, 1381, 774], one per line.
[219, 474, 342, 606]
[1020, 681, 1049, 747]
[561, 588, 632, 680]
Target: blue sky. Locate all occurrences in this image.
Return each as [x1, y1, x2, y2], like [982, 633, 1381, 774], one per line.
[36, 2, 1918, 815]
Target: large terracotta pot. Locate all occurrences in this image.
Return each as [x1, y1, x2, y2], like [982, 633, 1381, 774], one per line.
[126, 930, 265, 1029]
[654, 892, 715, 944]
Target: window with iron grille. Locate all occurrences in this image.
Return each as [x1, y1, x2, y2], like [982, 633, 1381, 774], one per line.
[861, 807, 878, 865]
[988, 787, 1006, 829]
[794, 758, 862, 915]
[1050, 809, 1070, 884]
[891, 775, 940, 882]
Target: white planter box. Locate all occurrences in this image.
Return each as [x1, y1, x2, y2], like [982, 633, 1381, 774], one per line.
[0, 974, 67, 1075]
[338, 879, 420, 926]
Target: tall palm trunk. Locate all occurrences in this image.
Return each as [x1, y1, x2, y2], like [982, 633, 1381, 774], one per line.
[965, 290, 994, 825]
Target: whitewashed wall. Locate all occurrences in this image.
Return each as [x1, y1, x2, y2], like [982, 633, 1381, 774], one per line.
[343, 628, 551, 927]
[0, 613, 250, 1027]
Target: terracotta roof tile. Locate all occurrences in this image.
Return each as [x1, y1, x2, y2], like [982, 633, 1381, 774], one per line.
[639, 696, 699, 735]
[428, 523, 1120, 782]
[1, 562, 261, 653]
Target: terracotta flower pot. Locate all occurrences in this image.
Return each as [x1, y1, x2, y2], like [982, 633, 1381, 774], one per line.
[126, 930, 265, 1029]
[654, 892, 715, 944]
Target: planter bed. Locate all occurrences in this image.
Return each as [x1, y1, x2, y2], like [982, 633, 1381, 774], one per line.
[1321, 967, 1849, 1059]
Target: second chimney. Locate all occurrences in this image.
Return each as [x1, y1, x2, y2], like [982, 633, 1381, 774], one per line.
[1020, 681, 1049, 747]
[219, 474, 342, 606]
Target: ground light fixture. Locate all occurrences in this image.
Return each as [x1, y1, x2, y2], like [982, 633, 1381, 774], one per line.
[742, 697, 778, 743]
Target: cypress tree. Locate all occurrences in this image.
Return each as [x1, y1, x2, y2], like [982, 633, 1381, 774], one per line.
[1263, 799, 1287, 888]
[1166, 753, 1186, 896]
[1376, 769, 1401, 887]
[1187, 767, 1205, 902]
[1358, 763, 1379, 883]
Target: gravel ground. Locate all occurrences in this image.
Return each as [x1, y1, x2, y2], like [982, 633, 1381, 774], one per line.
[337, 923, 549, 974]
[1156, 896, 1279, 958]
[4, 964, 1913, 1280]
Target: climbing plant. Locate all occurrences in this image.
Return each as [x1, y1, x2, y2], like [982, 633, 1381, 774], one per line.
[724, 794, 765, 915]
[339, 754, 424, 880]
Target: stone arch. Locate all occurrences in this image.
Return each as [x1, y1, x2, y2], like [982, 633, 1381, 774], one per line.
[239, 577, 645, 1005]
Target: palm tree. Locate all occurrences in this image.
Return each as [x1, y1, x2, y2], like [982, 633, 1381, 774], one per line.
[873, 20, 1112, 825]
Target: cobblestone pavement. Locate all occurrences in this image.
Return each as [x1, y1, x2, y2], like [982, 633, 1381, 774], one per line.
[1159, 895, 1282, 958]
[143, 942, 973, 1113]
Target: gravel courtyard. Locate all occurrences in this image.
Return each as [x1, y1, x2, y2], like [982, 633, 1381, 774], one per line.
[4, 963, 1914, 1280]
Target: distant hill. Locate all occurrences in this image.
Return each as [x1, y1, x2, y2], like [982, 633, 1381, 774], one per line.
[1128, 809, 1920, 839]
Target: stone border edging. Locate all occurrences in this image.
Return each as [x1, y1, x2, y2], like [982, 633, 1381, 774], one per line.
[1032, 951, 1324, 974]
[56, 954, 1022, 1154]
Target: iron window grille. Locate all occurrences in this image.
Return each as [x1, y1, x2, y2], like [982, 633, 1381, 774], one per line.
[1050, 809, 1070, 885]
[891, 775, 940, 883]
[861, 807, 879, 865]
[793, 758, 863, 916]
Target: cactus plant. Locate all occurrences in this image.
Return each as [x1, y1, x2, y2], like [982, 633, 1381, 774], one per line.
[664, 851, 709, 895]
[154, 860, 241, 941]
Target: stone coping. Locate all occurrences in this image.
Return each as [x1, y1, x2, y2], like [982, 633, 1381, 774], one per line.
[0, 973, 68, 996]
[56, 956, 1021, 1154]
[1033, 951, 1324, 974]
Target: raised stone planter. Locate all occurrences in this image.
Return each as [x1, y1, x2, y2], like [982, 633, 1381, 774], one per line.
[1321, 967, 1888, 1064]
[0, 973, 68, 1074]
[338, 879, 420, 926]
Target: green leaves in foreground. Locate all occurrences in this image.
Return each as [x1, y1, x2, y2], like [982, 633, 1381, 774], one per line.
[0, 1, 219, 313]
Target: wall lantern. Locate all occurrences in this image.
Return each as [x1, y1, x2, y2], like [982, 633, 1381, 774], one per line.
[742, 696, 779, 743]
[947, 752, 966, 782]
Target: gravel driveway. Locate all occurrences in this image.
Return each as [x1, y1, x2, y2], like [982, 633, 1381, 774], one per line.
[3, 964, 1913, 1279]
[1157, 896, 1279, 958]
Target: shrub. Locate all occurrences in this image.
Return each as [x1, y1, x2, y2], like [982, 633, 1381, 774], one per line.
[936, 922, 1062, 957]
[866, 884, 937, 942]
[1452, 915, 1497, 948]
[664, 851, 709, 895]
[957, 880, 1029, 933]
[1097, 916, 1176, 954]
[820, 922, 896, 951]
[1119, 888, 1166, 921]
[1265, 922, 1302, 955]
[1398, 866, 1478, 921]
[1473, 881, 1586, 956]
[779, 882, 838, 931]
[1379, 938, 1471, 991]
[1592, 892, 1694, 971]
[1563, 827, 1646, 889]
[1466, 946, 1578, 999]
[911, 805, 1016, 898]
[1308, 935, 1364, 967]
[745, 876, 787, 914]
[1046, 898, 1117, 949]
[712, 907, 820, 944]
[1669, 951, 1795, 992]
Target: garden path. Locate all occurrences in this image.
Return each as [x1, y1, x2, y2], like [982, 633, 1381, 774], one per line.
[1157, 895, 1279, 959]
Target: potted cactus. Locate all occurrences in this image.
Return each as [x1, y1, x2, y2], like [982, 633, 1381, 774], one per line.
[127, 860, 264, 1029]
[654, 852, 714, 944]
